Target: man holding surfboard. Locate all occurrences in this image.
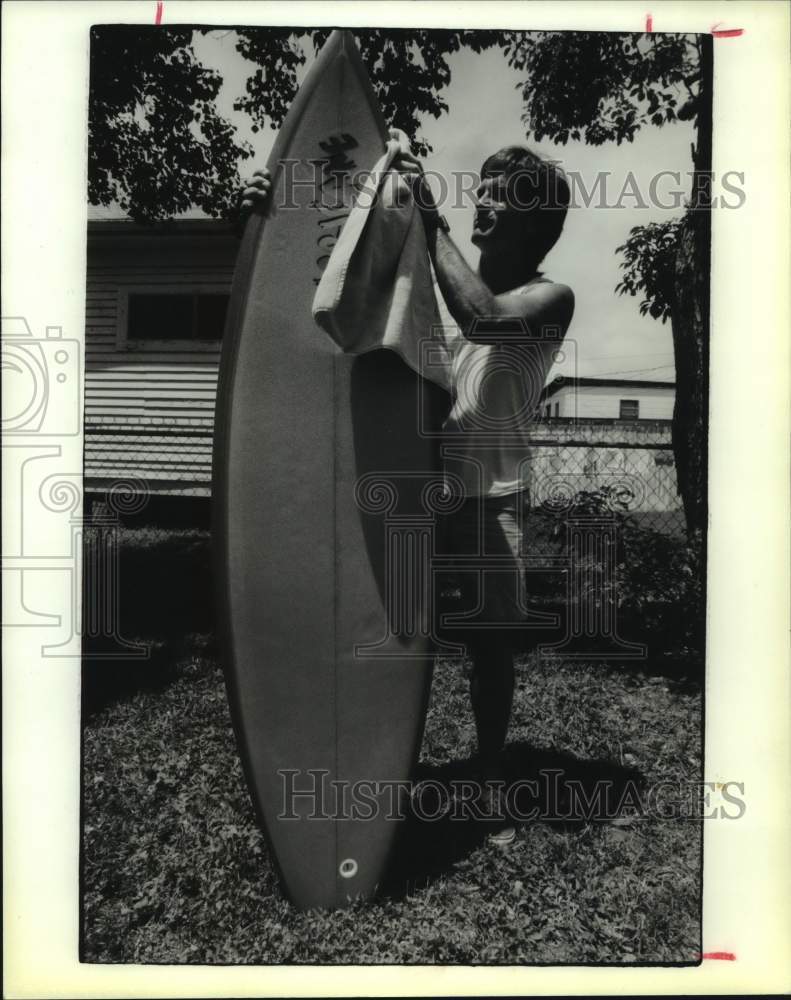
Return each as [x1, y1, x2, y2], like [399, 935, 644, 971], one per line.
[390, 139, 574, 844]
[240, 137, 573, 847]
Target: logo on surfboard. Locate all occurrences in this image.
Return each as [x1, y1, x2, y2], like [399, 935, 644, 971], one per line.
[310, 132, 359, 211]
[311, 132, 359, 283]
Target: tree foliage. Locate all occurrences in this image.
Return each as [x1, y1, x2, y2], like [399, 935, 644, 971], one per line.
[501, 31, 703, 148]
[88, 26, 500, 222]
[615, 220, 681, 323]
[89, 27, 253, 223]
[499, 30, 706, 325]
[236, 28, 500, 157]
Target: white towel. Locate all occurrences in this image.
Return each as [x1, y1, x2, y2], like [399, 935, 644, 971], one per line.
[312, 140, 452, 392]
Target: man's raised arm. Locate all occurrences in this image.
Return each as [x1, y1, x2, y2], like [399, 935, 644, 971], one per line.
[425, 225, 574, 343]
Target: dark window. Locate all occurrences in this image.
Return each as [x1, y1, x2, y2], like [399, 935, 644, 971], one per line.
[545, 403, 551, 418]
[554, 402, 560, 417]
[619, 399, 640, 420]
[196, 294, 230, 340]
[127, 292, 229, 341]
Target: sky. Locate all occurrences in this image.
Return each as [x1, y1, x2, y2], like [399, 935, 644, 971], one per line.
[190, 30, 695, 382]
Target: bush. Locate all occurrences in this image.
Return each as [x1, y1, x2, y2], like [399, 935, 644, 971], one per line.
[529, 487, 704, 660]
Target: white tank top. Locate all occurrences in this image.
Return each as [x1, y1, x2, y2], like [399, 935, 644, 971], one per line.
[441, 276, 565, 499]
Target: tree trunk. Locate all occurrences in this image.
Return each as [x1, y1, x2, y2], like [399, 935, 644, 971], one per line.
[670, 34, 712, 547]
[670, 213, 709, 543]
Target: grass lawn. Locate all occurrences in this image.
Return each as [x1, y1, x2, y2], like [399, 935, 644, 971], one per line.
[82, 628, 702, 964]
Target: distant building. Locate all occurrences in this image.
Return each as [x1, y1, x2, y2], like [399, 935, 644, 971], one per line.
[539, 376, 675, 421]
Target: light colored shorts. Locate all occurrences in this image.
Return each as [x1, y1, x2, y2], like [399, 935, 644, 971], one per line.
[436, 492, 527, 647]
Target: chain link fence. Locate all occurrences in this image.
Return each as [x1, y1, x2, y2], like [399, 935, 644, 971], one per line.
[84, 416, 686, 538]
[85, 413, 682, 500]
[521, 418, 686, 552]
[84, 412, 214, 501]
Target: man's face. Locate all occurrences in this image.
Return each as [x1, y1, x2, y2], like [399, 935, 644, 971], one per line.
[471, 174, 536, 254]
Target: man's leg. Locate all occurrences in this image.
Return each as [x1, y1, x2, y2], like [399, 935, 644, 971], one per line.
[468, 497, 526, 843]
[469, 639, 517, 845]
[469, 640, 514, 781]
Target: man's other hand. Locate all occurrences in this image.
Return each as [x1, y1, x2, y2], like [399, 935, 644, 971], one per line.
[240, 167, 272, 216]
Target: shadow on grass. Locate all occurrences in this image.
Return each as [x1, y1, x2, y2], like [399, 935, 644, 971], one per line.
[115, 537, 215, 638]
[81, 525, 216, 717]
[532, 631, 704, 690]
[382, 743, 643, 900]
[82, 640, 174, 717]
[81, 633, 219, 718]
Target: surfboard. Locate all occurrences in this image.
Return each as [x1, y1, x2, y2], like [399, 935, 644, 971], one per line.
[213, 30, 449, 910]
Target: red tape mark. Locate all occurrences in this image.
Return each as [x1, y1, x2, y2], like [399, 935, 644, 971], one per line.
[155, 1, 163, 24]
[698, 951, 737, 961]
[646, 15, 743, 37]
[711, 23, 744, 37]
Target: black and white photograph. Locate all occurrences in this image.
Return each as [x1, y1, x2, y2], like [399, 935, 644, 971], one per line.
[79, 18, 714, 965]
[3, 1, 790, 994]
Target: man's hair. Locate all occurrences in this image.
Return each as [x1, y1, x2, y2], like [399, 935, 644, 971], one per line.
[480, 146, 570, 262]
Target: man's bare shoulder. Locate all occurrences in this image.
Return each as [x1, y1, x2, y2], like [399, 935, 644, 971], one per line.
[495, 279, 575, 329]
[519, 278, 574, 304]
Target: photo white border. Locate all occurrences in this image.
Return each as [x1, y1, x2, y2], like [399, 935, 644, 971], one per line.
[3, 1, 789, 995]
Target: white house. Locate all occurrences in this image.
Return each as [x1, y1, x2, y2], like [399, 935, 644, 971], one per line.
[539, 376, 675, 421]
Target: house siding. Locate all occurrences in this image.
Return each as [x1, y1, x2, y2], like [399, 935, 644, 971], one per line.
[84, 225, 238, 496]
